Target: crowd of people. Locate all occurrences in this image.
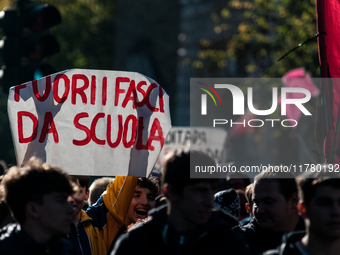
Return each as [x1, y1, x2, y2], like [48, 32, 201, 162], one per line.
[0, 150, 339, 255]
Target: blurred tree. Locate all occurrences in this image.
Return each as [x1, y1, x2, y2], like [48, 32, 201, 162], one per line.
[190, 0, 322, 165]
[224, 0, 322, 164]
[196, 0, 318, 77]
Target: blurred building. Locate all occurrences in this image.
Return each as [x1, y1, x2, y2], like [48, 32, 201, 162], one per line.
[112, 0, 181, 122]
[112, 0, 245, 125]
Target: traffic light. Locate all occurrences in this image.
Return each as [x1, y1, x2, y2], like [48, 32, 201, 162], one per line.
[20, 2, 61, 83]
[0, 8, 21, 91]
[0, 1, 61, 93]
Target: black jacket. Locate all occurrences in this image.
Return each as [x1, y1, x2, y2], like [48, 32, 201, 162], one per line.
[263, 231, 306, 255]
[0, 224, 76, 255]
[232, 218, 305, 255]
[111, 205, 251, 255]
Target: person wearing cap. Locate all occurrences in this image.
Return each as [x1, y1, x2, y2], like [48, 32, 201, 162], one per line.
[111, 149, 251, 255]
[214, 188, 240, 227]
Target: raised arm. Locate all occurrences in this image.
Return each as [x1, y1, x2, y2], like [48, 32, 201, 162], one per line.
[103, 176, 138, 249]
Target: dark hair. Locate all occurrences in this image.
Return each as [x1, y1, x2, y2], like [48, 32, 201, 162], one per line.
[0, 157, 75, 224]
[71, 175, 90, 192]
[137, 177, 159, 197]
[89, 177, 114, 205]
[162, 149, 219, 195]
[297, 168, 340, 206]
[254, 171, 297, 200]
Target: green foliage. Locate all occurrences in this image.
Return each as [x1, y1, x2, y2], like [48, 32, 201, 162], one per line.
[198, 0, 319, 77]
[195, 1, 323, 165]
[43, 0, 116, 71]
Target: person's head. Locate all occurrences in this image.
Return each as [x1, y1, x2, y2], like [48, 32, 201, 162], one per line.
[214, 188, 240, 225]
[252, 170, 299, 233]
[0, 157, 75, 239]
[125, 177, 159, 226]
[69, 175, 90, 219]
[88, 177, 114, 205]
[297, 169, 340, 241]
[245, 183, 254, 215]
[225, 172, 251, 191]
[162, 149, 219, 231]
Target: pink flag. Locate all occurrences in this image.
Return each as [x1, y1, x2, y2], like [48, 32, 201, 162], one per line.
[281, 68, 319, 128]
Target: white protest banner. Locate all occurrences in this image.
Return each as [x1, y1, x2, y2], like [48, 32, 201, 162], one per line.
[7, 69, 171, 176]
[153, 127, 227, 173]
